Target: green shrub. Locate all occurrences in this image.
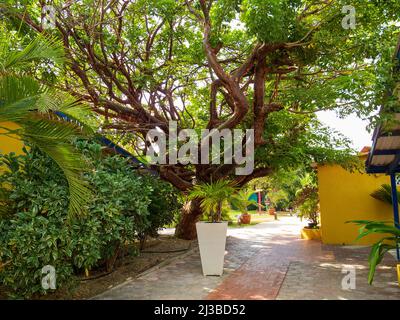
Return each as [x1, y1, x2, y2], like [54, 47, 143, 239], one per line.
[0, 149, 87, 298]
[138, 175, 182, 247]
[0, 140, 181, 298]
[297, 196, 319, 227]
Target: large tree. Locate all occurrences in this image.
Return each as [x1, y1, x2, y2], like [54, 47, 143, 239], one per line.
[2, 0, 399, 239]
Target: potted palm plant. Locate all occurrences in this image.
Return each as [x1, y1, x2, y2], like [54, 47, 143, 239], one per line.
[267, 190, 287, 216]
[298, 197, 321, 240]
[189, 180, 236, 276]
[230, 189, 259, 224]
[293, 173, 321, 239]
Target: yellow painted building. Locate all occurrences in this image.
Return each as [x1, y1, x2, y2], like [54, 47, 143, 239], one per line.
[0, 122, 25, 156]
[317, 153, 394, 245]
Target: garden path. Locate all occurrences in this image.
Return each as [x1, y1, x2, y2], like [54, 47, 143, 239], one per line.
[94, 216, 400, 300]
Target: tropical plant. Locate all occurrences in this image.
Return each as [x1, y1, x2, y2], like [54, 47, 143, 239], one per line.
[349, 220, 400, 284]
[268, 189, 289, 210]
[294, 172, 319, 227]
[248, 167, 320, 211]
[295, 173, 318, 198]
[230, 189, 259, 215]
[298, 197, 319, 228]
[188, 180, 237, 223]
[0, 32, 92, 215]
[370, 184, 400, 205]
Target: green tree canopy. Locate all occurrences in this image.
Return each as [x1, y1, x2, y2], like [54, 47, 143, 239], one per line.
[1, 0, 399, 238]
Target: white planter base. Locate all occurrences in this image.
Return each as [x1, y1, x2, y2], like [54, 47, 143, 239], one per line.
[196, 221, 228, 276]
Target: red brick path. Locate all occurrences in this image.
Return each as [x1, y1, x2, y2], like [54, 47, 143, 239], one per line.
[206, 233, 333, 300]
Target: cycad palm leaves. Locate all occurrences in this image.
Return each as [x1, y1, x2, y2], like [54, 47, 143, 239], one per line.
[370, 184, 400, 205]
[0, 35, 92, 215]
[189, 180, 237, 222]
[230, 189, 258, 214]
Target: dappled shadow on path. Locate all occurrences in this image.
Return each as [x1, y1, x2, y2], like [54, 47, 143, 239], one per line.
[210, 217, 399, 300]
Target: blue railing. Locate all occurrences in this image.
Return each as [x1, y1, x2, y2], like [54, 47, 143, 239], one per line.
[54, 111, 149, 170]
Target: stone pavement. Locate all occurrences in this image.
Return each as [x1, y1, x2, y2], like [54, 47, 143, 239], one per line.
[277, 246, 400, 300]
[94, 216, 400, 300]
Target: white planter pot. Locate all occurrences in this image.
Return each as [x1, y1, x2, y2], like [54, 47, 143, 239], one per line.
[196, 221, 228, 276]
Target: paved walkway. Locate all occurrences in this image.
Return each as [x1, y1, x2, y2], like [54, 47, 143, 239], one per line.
[94, 216, 400, 300]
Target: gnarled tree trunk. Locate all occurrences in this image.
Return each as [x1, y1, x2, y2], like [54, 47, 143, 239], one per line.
[175, 198, 202, 240]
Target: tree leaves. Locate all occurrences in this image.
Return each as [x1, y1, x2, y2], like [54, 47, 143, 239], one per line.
[0, 34, 92, 216]
[2, 1, 399, 195]
[242, 0, 302, 43]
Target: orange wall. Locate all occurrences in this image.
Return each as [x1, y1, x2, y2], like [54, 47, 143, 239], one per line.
[317, 161, 394, 245]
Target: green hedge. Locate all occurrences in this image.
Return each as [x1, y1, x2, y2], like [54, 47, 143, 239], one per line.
[0, 140, 181, 298]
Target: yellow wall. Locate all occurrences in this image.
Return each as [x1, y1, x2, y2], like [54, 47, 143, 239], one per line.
[318, 159, 394, 245]
[0, 122, 25, 156]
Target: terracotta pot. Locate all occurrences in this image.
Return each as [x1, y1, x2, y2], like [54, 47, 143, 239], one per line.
[268, 208, 276, 215]
[240, 213, 251, 224]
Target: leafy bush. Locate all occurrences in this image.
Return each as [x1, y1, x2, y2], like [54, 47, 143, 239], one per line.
[138, 175, 182, 248]
[0, 149, 90, 298]
[294, 173, 319, 227]
[297, 196, 319, 228]
[0, 140, 181, 298]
